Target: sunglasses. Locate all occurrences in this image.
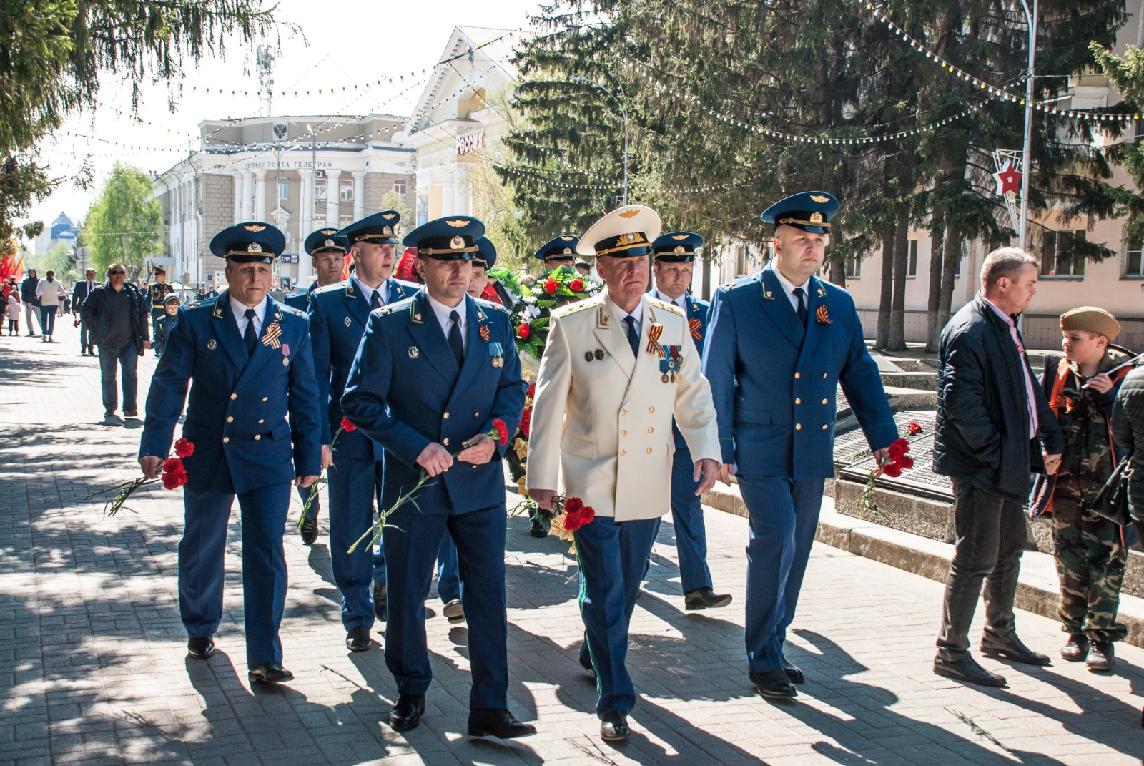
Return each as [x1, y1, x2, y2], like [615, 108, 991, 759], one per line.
[109, 270, 126, 275]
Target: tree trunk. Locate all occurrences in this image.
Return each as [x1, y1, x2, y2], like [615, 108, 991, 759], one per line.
[875, 221, 895, 350]
[828, 219, 846, 287]
[888, 208, 909, 351]
[925, 215, 944, 352]
[936, 223, 962, 343]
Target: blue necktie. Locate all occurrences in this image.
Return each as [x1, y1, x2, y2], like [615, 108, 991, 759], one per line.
[792, 287, 808, 327]
[623, 315, 639, 356]
[370, 290, 382, 310]
[243, 308, 257, 356]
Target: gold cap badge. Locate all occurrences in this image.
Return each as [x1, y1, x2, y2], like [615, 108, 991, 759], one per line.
[445, 219, 468, 228]
[810, 194, 831, 203]
[247, 242, 263, 253]
[618, 209, 639, 219]
[449, 236, 465, 249]
[382, 212, 397, 220]
[244, 224, 267, 232]
[810, 212, 824, 223]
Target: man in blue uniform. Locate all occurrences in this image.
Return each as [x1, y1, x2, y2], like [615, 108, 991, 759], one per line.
[286, 226, 351, 544]
[648, 231, 731, 611]
[703, 192, 898, 700]
[138, 221, 321, 685]
[309, 211, 415, 651]
[535, 233, 579, 274]
[342, 215, 532, 739]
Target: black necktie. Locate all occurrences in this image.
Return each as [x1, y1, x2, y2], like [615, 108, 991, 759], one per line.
[623, 315, 639, 356]
[244, 308, 257, 356]
[792, 287, 808, 327]
[448, 309, 464, 367]
[369, 290, 382, 310]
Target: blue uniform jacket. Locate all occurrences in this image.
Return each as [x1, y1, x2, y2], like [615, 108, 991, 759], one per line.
[702, 268, 897, 479]
[308, 277, 416, 459]
[341, 289, 526, 514]
[140, 291, 323, 493]
[283, 282, 316, 313]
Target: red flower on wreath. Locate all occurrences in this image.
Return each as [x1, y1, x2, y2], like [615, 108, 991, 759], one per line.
[517, 323, 531, 340]
[519, 406, 533, 438]
[340, 416, 357, 433]
[569, 278, 585, 293]
[544, 278, 558, 295]
[907, 421, 923, 436]
[174, 437, 195, 458]
[491, 418, 509, 446]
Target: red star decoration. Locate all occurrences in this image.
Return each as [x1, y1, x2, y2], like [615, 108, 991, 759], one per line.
[994, 162, 1022, 196]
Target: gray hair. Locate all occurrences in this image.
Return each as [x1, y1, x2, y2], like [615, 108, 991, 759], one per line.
[980, 247, 1038, 290]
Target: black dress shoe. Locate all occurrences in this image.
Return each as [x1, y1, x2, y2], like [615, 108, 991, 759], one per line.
[980, 634, 1051, 666]
[530, 517, 548, 538]
[373, 584, 387, 622]
[749, 669, 797, 699]
[389, 694, 425, 732]
[186, 636, 216, 660]
[248, 663, 294, 685]
[300, 514, 317, 545]
[684, 587, 733, 610]
[468, 708, 536, 738]
[600, 710, 630, 742]
[933, 654, 1006, 687]
[782, 656, 804, 685]
[346, 627, 370, 652]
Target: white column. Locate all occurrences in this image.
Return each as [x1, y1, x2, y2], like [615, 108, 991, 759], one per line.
[254, 170, 267, 220]
[297, 168, 313, 247]
[352, 171, 366, 221]
[232, 172, 243, 224]
[240, 171, 253, 219]
[325, 169, 341, 226]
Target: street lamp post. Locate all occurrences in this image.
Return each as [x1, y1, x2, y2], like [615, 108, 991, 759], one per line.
[570, 77, 629, 205]
[1018, 0, 1038, 250]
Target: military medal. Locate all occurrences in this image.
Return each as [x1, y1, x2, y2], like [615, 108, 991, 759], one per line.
[261, 321, 283, 349]
[488, 341, 503, 367]
[658, 344, 682, 382]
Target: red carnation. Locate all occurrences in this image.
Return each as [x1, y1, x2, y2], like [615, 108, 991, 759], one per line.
[564, 497, 584, 515]
[881, 462, 902, 478]
[340, 416, 357, 433]
[527, 384, 536, 398]
[517, 323, 531, 340]
[898, 456, 915, 470]
[887, 438, 909, 460]
[907, 421, 923, 436]
[569, 278, 585, 293]
[162, 457, 182, 474]
[491, 418, 509, 446]
[173, 438, 195, 458]
[519, 407, 532, 438]
[544, 278, 558, 295]
[161, 461, 188, 490]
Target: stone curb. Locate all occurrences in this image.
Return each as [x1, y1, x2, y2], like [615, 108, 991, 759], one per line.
[703, 482, 1144, 649]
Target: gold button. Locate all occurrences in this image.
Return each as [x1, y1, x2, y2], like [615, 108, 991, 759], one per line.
[222, 437, 230, 444]
[443, 412, 450, 419]
[794, 398, 801, 405]
[822, 398, 829, 405]
[648, 406, 655, 414]
[821, 423, 829, 430]
[620, 430, 628, 437]
[226, 416, 234, 423]
[620, 449, 627, 456]
[254, 434, 262, 441]
[230, 393, 238, 400]
[261, 396, 268, 402]
[443, 438, 449, 447]
[647, 426, 654, 434]
[257, 418, 264, 424]
[645, 447, 653, 454]
[794, 372, 800, 380]
[621, 409, 628, 416]
[795, 423, 802, 431]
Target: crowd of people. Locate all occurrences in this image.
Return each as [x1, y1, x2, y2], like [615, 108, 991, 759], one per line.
[11, 191, 1142, 742]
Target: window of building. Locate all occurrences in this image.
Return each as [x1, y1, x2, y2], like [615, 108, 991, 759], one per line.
[845, 253, 862, 278]
[277, 178, 288, 202]
[907, 240, 918, 277]
[393, 179, 407, 196]
[1126, 232, 1144, 278]
[339, 214, 353, 227]
[1041, 229, 1086, 278]
[313, 170, 327, 202]
[339, 179, 353, 202]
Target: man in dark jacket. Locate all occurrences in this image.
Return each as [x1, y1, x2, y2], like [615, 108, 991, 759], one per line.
[73, 268, 99, 354]
[932, 247, 1063, 688]
[81, 263, 150, 425]
[20, 269, 40, 336]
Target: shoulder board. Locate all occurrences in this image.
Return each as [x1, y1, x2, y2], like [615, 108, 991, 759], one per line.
[276, 301, 306, 319]
[647, 296, 684, 316]
[474, 297, 508, 315]
[375, 295, 416, 318]
[313, 283, 344, 296]
[552, 297, 600, 319]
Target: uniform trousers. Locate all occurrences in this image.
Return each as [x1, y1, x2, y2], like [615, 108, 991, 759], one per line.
[436, 534, 462, 603]
[650, 445, 713, 593]
[328, 456, 382, 631]
[383, 504, 508, 710]
[738, 476, 825, 672]
[179, 483, 291, 668]
[575, 516, 660, 717]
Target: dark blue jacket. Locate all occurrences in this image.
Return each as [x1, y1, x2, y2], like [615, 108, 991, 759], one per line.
[140, 291, 322, 493]
[703, 268, 897, 479]
[341, 289, 526, 514]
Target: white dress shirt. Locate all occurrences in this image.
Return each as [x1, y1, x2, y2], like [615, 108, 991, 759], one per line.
[985, 297, 1038, 437]
[652, 288, 687, 311]
[767, 263, 810, 315]
[230, 295, 267, 338]
[426, 293, 466, 350]
[610, 295, 646, 338]
[354, 276, 387, 306]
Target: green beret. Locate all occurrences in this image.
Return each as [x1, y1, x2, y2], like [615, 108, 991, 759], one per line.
[1060, 306, 1119, 341]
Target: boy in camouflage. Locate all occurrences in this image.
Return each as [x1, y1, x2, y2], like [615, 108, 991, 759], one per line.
[1042, 307, 1131, 672]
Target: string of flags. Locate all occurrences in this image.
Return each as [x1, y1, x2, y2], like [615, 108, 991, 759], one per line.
[863, 1, 1141, 124]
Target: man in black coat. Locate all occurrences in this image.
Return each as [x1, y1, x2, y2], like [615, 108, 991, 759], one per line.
[19, 269, 40, 336]
[932, 247, 1063, 688]
[81, 263, 150, 425]
[73, 268, 99, 354]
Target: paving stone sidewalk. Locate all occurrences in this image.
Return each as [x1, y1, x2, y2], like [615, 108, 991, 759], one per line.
[2, 323, 1142, 765]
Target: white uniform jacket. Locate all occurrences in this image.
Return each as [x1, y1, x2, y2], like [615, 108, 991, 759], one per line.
[527, 293, 720, 521]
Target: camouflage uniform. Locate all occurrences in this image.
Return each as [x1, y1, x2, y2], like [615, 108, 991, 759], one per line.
[1048, 349, 1130, 643]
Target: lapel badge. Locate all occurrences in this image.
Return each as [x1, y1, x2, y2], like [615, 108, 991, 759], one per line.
[344, 316, 352, 327]
[207, 338, 218, 350]
[597, 306, 609, 328]
[816, 305, 832, 325]
[763, 289, 774, 300]
[816, 284, 826, 298]
[408, 346, 420, 359]
[212, 305, 223, 318]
